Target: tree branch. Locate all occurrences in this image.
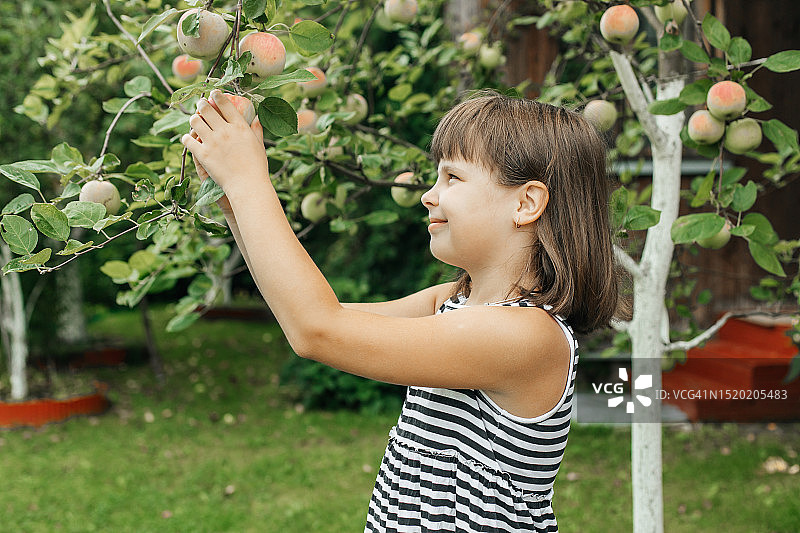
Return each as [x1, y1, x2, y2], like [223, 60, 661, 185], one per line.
[609, 50, 667, 148]
[614, 244, 643, 280]
[663, 311, 797, 352]
[99, 92, 151, 161]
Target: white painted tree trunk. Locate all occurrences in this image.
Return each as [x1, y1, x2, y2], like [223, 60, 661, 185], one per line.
[610, 49, 686, 533]
[221, 244, 243, 305]
[0, 242, 29, 400]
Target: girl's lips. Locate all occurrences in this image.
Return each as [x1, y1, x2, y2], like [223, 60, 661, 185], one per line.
[428, 219, 447, 231]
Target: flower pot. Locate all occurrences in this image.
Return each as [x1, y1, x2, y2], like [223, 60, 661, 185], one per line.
[0, 382, 111, 428]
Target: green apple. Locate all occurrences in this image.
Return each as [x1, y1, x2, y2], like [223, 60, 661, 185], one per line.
[390, 172, 423, 208]
[697, 221, 731, 249]
[724, 118, 762, 155]
[300, 191, 327, 222]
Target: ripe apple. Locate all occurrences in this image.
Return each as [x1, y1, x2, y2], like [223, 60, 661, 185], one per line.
[390, 172, 424, 208]
[239, 32, 286, 79]
[205, 93, 256, 125]
[724, 117, 762, 154]
[297, 109, 319, 134]
[458, 31, 481, 56]
[80, 180, 121, 216]
[600, 5, 639, 45]
[300, 191, 327, 222]
[687, 110, 725, 144]
[583, 100, 617, 132]
[384, 0, 418, 24]
[177, 9, 229, 60]
[697, 221, 731, 249]
[478, 43, 505, 69]
[298, 66, 327, 98]
[342, 94, 368, 125]
[706, 80, 746, 120]
[171, 55, 203, 82]
[654, 1, 689, 25]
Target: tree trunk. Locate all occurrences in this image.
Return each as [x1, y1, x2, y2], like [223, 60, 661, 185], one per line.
[0, 243, 29, 400]
[55, 229, 88, 345]
[221, 243, 243, 305]
[140, 295, 165, 385]
[611, 45, 686, 532]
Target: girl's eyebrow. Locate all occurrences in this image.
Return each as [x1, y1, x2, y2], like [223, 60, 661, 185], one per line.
[439, 163, 467, 176]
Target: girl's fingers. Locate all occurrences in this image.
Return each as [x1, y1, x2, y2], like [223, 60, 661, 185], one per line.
[189, 112, 213, 140]
[197, 99, 226, 130]
[210, 90, 245, 125]
[181, 132, 203, 154]
[251, 117, 264, 143]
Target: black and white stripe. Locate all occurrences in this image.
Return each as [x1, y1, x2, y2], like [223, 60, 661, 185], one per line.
[364, 295, 579, 532]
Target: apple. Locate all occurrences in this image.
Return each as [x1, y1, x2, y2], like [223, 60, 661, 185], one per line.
[384, 0, 418, 24]
[239, 32, 286, 79]
[171, 55, 203, 82]
[342, 94, 368, 125]
[697, 221, 731, 249]
[297, 109, 318, 134]
[478, 43, 505, 69]
[600, 5, 639, 45]
[318, 137, 344, 159]
[80, 180, 121, 216]
[687, 110, 725, 144]
[724, 117, 762, 154]
[706, 80, 746, 120]
[654, 1, 689, 25]
[457, 31, 481, 56]
[205, 93, 256, 125]
[583, 100, 617, 132]
[298, 66, 327, 98]
[390, 172, 424, 208]
[176, 9, 229, 60]
[300, 191, 327, 222]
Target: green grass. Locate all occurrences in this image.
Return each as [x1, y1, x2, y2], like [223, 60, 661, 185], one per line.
[2, 303, 799, 532]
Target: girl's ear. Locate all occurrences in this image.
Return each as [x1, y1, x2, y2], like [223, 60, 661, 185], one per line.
[515, 180, 549, 227]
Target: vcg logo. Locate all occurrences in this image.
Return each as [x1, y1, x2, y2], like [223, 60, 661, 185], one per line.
[592, 368, 653, 413]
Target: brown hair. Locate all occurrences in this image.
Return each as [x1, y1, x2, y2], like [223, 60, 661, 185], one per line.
[430, 91, 625, 333]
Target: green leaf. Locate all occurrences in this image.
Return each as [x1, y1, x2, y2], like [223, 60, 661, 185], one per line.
[609, 186, 629, 228]
[125, 162, 158, 182]
[647, 98, 687, 115]
[362, 210, 400, 226]
[187, 274, 213, 298]
[748, 241, 786, 276]
[0, 164, 41, 192]
[243, 0, 268, 20]
[100, 259, 133, 280]
[124, 76, 152, 97]
[623, 205, 661, 231]
[30, 203, 70, 241]
[763, 50, 800, 73]
[744, 86, 773, 113]
[194, 213, 228, 236]
[170, 80, 217, 106]
[181, 11, 200, 38]
[659, 33, 682, 52]
[194, 178, 226, 207]
[12, 160, 60, 173]
[680, 40, 710, 64]
[137, 8, 179, 43]
[216, 56, 246, 86]
[57, 239, 94, 255]
[731, 181, 758, 212]
[166, 311, 201, 332]
[56, 182, 81, 201]
[0, 215, 38, 255]
[152, 109, 190, 135]
[702, 13, 730, 51]
[721, 166, 747, 186]
[258, 97, 298, 137]
[129, 250, 158, 274]
[253, 69, 316, 91]
[289, 20, 334, 55]
[102, 97, 149, 115]
[762, 119, 799, 156]
[742, 212, 778, 245]
[784, 355, 800, 384]
[63, 201, 106, 228]
[21, 248, 51, 266]
[726, 37, 752, 65]
[2, 194, 36, 215]
[730, 224, 754, 238]
[388, 84, 413, 102]
[51, 143, 83, 167]
[671, 212, 726, 244]
[2, 254, 40, 274]
[679, 79, 712, 106]
[92, 212, 133, 231]
[132, 135, 172, 148]
[690, 170, 715, 208]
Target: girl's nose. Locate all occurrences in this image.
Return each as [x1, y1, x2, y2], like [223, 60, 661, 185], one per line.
[421, 183, 438, 207]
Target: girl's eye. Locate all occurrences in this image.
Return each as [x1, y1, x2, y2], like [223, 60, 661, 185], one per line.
[448, 174, 460, 181]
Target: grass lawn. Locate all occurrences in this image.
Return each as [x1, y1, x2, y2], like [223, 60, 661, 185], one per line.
[2, 303, 799, 532]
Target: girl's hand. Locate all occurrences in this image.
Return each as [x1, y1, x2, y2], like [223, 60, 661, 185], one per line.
[181, 90, 269, 200]
[188, 107, 265, 214]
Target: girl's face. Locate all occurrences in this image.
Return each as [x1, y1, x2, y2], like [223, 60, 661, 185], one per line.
[421, 158, 523, 272]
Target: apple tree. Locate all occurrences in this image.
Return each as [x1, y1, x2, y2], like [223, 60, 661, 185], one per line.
[1, 0, 509, 400]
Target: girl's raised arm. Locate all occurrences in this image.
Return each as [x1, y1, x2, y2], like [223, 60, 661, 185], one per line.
[181, 91, 568, 395]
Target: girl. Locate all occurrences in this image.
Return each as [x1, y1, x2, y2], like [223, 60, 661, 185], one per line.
[182, 90, 621, 532]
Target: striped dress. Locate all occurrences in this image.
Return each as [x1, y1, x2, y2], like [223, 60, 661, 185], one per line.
[365, 294, 578, 533]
